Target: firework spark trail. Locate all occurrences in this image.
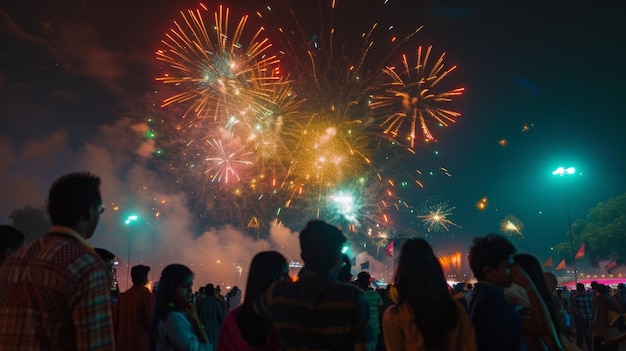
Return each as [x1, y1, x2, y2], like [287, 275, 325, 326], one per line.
[500, 214, 525, 238]
[370, 45, 464, 149]
[204, 137, 253, 183]
[156, 4, 281, 121]
[152, 1, 465, 236]
[417, 199, 459, 232]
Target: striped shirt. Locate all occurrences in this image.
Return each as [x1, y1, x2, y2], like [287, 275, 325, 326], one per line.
[363, 289, 383, 335]
[0, 227, 115, 350]
[255, 271, 373, 350]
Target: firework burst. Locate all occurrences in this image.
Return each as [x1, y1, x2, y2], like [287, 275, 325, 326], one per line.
[156, 4, 281, 121]
[370, 45, 464, 148]
[150, 1, 465, 241]
[204, 137, 253, 183]
[500, 214, 524, 238]
[417, 198, 459, 232]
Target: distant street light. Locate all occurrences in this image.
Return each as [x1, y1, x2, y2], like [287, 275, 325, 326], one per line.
[552, 166, 578, 283]
[552, 167, 576, 176]
[125, 215, 138, 290]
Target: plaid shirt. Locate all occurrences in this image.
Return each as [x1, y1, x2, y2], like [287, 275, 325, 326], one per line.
[571, 291, 593, 320]
[255, 272, 373, 351]
[0, 227, 115, 350]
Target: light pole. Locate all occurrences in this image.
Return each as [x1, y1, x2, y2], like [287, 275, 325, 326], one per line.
[125, 215, 138, 290]
[552, 166, 578, 283]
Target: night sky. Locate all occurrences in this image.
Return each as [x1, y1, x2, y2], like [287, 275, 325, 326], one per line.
[1, 0, 625, 286]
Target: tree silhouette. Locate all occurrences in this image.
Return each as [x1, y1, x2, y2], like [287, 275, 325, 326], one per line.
[554, 193, 626, 269]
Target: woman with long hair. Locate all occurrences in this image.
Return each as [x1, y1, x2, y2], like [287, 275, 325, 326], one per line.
[382, 238, 476, 351]
[507, 253, 568, 351]
[217, 251, 289, 351]
[149, 264, 211, 351]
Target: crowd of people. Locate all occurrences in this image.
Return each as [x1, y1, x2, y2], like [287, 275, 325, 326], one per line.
[0, 171, 625, 351]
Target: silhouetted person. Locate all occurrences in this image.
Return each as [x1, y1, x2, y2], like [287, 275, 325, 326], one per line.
[217, 251, 289, 351]
[226, 286, 242, 312]
[96, 247, 120, 306]
[255, 219, 372, 350]
[357, 271, 383, 350]
[114, 264, 154, 351]
[0, 224, 25, 265]
[571, 282, 593, 350]
[383, 238, 477, 351]
[197, 283, 225, 350]
[149, 264, 210, 350]
[0, 171, 115, 350]
[468, 234, 556, 351]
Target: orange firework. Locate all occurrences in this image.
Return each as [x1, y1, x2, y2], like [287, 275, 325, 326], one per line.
[156, 4, 281, 121]
[370, 45, 464, 149]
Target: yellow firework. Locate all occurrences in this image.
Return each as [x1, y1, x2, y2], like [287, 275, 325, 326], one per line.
[288, 111, 372, 191]
[239, 76, 304, 176]
[156, 4, 281, 121]
[417, 199, 459, 232]
[500, 214, 525, 238]
[370, 45, 464, 149]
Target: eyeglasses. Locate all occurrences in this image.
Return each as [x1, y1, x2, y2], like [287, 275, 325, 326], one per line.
[98, 205, 106, 214]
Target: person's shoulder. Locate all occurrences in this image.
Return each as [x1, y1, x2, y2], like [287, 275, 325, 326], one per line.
[141, 286, 154, 296]
[333, 281, 364, 294]
[165, 311, 189, 325]
[263, 279, 293, 297]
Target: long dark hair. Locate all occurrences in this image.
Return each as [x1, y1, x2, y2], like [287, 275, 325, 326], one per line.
[149, 264, 194, 351]
[513, 253, 562, 338]
[392, 239, 457, 351]
[237, 251, 288, 347]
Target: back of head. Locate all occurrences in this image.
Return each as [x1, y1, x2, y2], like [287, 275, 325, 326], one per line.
[244, 251, 288, 304]
[515, 254, 562, 337]
[543, 272, 558, 292]
[394, 238, 456, 350]
[453, 283, 466, 293]
[357, 271, 371, 289]
[238, 251, 288, 346]
[47, 172, 101, 227]
[299, 220, 346, 274]
[0, 225, 26, 258]
[204, 283, 215, 296]
[95, 247, 116, 262]
[576, 283, 585, 292]
[95, 247, 116, 272]
[394, 238, 448, 302]
[598, 284, 611, 296]
[468, 234, 516, 281]
[131, 265, 150, 285]
[513, 254, 543, 286]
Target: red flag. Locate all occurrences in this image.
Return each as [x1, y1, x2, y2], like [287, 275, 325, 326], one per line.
[555, 259, 566, 270]
[542, 256, 553, 268]
[385, 241, 394, 257]
[605, 259, 617, 271]
[575, 244, 585, 259]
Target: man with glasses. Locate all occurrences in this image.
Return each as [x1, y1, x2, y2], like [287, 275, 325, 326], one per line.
[0, 171, 115, 350]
